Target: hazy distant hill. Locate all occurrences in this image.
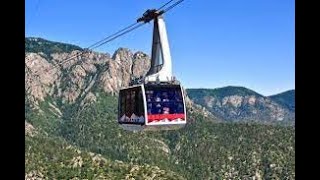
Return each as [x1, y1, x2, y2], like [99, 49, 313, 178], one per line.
[186, 86, 295, 124]
[269, 90, 295, 111]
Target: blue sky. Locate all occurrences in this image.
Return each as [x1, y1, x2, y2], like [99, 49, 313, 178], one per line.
[25, 0, 295, 96]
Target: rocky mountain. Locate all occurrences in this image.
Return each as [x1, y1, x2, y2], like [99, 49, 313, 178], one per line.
[25, 37, 295, 179]
[25, 40, 149, 102]
[269, 90, 295, 112]
[25, 37, 215, 120]
[186, 86, 295, 124]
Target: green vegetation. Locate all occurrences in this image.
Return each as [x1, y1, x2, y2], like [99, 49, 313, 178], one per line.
[26, 93, 295, 179]
[25, 37, 83, 58]
[26, 134, 184, 179]
[163, 120, 295, 179]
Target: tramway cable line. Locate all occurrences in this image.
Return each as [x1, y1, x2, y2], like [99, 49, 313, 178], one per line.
[25, 0, 184, 74]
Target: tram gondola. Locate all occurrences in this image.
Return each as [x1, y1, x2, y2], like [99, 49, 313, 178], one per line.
[118, 9, 186, 131]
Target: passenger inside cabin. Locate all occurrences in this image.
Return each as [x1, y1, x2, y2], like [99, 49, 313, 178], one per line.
[155, 92, 161, 102]
[162, 92, 170, 102]
[162, 107, 170, 114]
[162, 91, 175, 114]
[147, 88, 184, 115]
[147, 94, 152, 102]
[174, 90, 182, 102]
[147, 103, 152, 114]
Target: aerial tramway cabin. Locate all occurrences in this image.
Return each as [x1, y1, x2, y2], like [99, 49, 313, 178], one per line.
[118, 9, 187, 131]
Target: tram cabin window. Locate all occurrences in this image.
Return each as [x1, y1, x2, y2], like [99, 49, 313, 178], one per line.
[118, 86, 145, 124]
[145, 85, 185, 116]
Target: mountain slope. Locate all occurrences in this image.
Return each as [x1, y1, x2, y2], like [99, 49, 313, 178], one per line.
[26, 92, 295, 180]
[269, 90, 295, 111]
[25, 37, 295, 179]
[186, 86, 295, 123]
[25, 37, 83, 58]
[25, 124, 184, 180]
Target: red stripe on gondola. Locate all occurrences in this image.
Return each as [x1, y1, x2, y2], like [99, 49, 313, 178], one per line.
[147, 114, 185, 122]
